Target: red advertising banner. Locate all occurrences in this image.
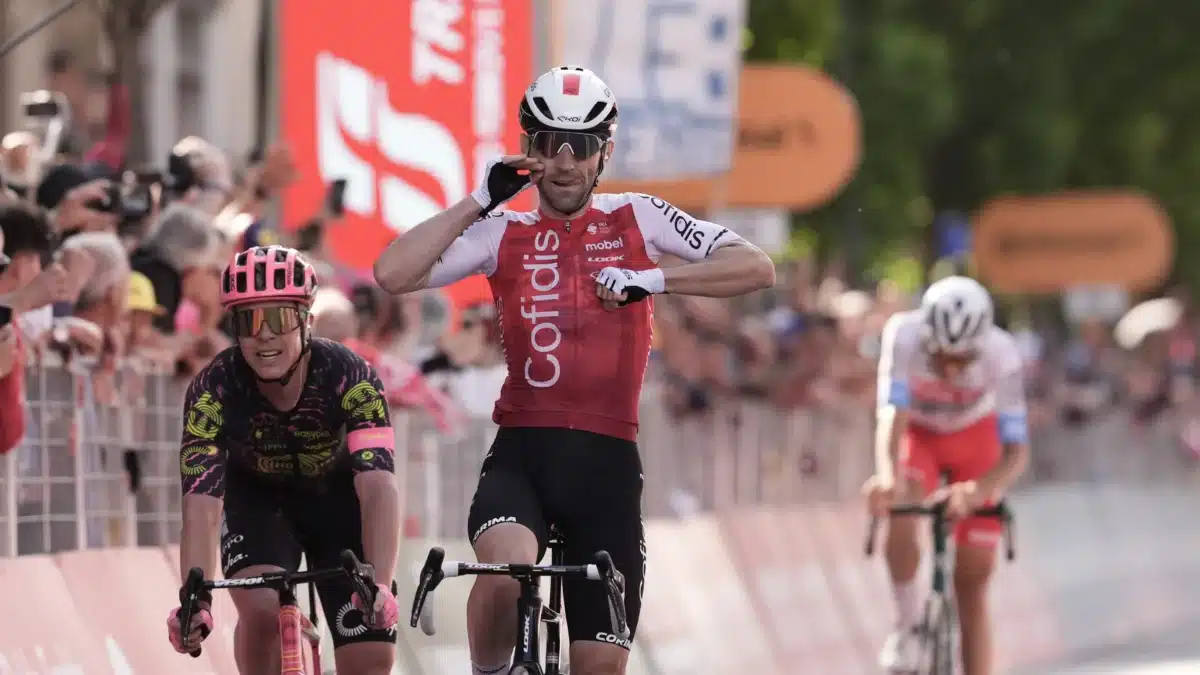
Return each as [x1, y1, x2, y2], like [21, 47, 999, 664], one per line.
[279, 1, 534, 280]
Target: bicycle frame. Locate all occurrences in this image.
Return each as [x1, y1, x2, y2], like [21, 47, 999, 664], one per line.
[865, 499, 1017, 675]
[178, 549, 380, 675]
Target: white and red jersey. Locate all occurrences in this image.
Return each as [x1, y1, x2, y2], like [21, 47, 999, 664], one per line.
[877, 310, 1030, 442]
[428, 192, 745, 441]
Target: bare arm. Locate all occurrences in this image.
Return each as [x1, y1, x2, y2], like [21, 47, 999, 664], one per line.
[873, 315, 910, 484]
[661, 241, 776, 297]
[180, 494, 222, 590]
[345, 362, 402, 587]
[373, 197, 484, 294]
[977, 442, 1030, 498]
[874, 406, 909, 483]
[354, 472, 401, 587]
[178, 369, 229, 585]
[977, 366, 1032, 497]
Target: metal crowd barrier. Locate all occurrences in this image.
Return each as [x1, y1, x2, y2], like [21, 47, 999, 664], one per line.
[2, 363, 1197, 557]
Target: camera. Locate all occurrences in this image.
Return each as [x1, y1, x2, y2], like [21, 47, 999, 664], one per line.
[18, 90, 70, 163]
[20, 90, 66, 122]
[86, 180, 153, 222]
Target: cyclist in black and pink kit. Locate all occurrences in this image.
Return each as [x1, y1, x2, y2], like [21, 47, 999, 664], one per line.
[166, 245, 401, 675]
[374, 66, 777, 675]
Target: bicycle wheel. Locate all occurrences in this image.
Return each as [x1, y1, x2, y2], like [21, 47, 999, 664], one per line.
[921, 593, 957, 675]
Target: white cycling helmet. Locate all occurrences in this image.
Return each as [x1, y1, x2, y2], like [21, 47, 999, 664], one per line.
[519, 66, 619, 136]
[920, 275, 994, 354]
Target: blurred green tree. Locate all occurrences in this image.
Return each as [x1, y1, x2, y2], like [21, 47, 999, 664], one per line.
[748, 0, 1200, 287]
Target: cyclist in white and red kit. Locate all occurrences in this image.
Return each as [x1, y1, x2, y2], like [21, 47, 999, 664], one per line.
[864, 275, 1032, 675]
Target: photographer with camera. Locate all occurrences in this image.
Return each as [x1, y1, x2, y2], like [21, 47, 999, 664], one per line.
[35, 163, 122, 235]
[163, 136, 235, 217]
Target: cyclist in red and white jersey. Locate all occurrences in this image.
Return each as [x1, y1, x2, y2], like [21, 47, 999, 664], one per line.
[374, 66, 775, 675]
[863, 276, 1031, 675]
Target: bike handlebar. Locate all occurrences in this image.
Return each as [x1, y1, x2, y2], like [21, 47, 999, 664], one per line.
[863, 500, 1017, 562]
[177, 549, 379, 658]
[409, 547, 630, 640]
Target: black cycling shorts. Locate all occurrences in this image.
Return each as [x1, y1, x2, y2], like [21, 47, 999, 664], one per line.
[466, 426, 645, 649]
[220, 469, 396, 648]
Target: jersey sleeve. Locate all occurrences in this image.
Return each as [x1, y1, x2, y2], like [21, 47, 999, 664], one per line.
[427, 214, 505, 287]
[179, 363, 229, 498]
[338, 351, 397, 475]
[876, 314, 912, 411]
[992, 332, 1030, 444]
[629, 193, 746, 263]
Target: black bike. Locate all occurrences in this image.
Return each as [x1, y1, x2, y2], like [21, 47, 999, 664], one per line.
[177, 549, 387, 675]
[865, 499, 1016, 675]
[410, 530, 629, 675]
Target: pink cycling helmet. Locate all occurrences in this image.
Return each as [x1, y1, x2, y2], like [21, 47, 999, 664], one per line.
[219, 245, 318, 311]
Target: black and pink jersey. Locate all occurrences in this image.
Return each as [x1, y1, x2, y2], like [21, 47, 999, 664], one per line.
[428, 193, 745, 441]
[179, 338, 395, 497]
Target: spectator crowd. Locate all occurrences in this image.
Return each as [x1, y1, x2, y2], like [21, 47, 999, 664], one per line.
[2, 49, 1200, 479]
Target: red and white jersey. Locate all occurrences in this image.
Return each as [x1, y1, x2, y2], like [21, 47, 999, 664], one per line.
[878, 310, 1028, 435]
[428, 192, 744, 441]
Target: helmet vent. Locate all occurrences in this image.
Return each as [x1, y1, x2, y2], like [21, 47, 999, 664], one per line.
[254, 264, 267, 292]
[236, 271, 247, 293]
[583, 101, 608, 124]
[533, 96, 554, 120]
[274, 267, 287, 290]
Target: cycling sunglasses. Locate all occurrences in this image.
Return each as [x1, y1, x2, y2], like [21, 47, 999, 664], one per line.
[230, 305, 305, 338]
[527, 131, 605, 159]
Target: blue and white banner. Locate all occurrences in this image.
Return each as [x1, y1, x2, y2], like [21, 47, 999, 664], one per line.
[556, 0, 746, 181]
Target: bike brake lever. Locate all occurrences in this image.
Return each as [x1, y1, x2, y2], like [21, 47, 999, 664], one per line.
[340, 550, 380, 626]
[410, 547, 446, 629]
[593, 551, 630, 639]
[178, 567, 208, 658]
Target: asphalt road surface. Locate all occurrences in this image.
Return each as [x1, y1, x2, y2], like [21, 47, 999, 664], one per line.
[1013, 621, 1200, 675]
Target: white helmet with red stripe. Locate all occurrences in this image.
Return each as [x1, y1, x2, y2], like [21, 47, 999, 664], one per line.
[920, 275, 994, 354]
[519, 66, 619, 137]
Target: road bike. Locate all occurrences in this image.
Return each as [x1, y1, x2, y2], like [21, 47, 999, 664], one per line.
[865, 499, 1016, 674]
[410, 529, 629, 675]
[177, 549, 386, 675]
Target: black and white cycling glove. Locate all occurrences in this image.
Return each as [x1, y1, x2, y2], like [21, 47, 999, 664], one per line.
[594, 267, 666, 306]
[471, 157, 534, 216]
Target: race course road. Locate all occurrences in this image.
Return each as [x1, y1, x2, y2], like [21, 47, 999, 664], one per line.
[1012, 619, 1200, 675]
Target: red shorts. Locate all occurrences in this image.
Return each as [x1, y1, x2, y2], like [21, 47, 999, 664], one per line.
[900, 415, 1003, 548]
